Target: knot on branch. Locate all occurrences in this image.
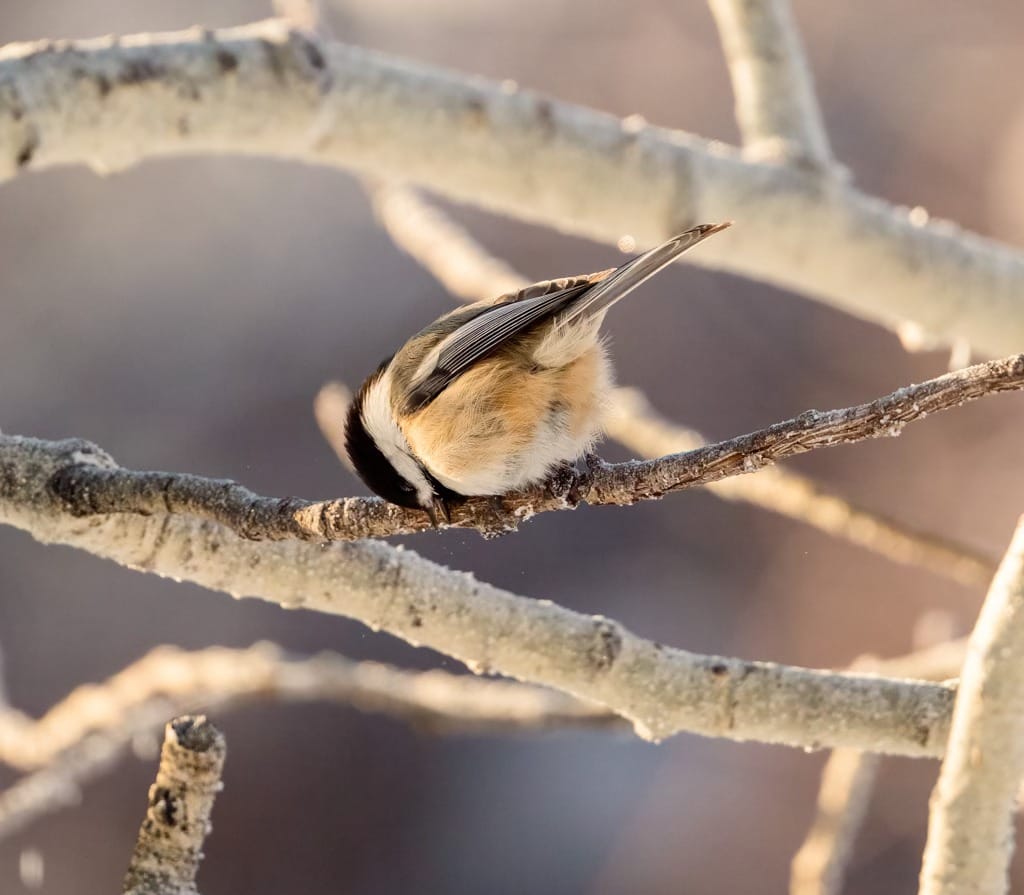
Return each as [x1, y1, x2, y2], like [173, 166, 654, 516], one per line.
[46, 440, 118, 515]
[587, 618, 623, 673]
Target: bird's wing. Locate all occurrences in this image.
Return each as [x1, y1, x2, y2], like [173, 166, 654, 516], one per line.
[405, 223, 730, 411]
[405, 280, 592, 411]
[556, 222, 729, 326]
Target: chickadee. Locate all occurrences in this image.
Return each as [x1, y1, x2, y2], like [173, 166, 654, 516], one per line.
[345, 222, 729, 523]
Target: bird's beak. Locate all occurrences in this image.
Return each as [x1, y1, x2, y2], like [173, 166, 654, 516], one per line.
[425, 495, 451, 528]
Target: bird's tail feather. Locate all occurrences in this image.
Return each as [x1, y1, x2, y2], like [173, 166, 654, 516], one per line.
[560, 221, 730, 325]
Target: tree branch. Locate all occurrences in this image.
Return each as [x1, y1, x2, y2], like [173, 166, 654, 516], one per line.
[368, 180, 528, 300]
[919, 517, 1024, 895]
[0, 434, 961, 757]
[790, 749, 881, 895]
[607, 389, 999, 587]
[0, 20, 1023, 351]
[707, 0, 833, 168]
[0, 643, 621, 772]
[0, 644, 619, 840]
[35, 353, 1024, 541]
[123, 716, 225, 895]
[0, 724, 155, 841]
[790, 636, 967, 895]
[313, 381, 356, 472]
[365, 179, 996, 582]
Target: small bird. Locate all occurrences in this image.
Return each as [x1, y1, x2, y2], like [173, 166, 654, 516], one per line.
[344, 222, 730, 523]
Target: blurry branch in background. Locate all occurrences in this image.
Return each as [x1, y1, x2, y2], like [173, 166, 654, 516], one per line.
[607, 390, 997, 588]
[0, 703, 176, 841]
[0, 435, 961, 758]
[791, 748, 881, 895]
[122, 716, 225, 895]
[33, 353, 1024, 542]
[898, 320, 973, 373]
[272, 0, 325, 34]
[312, 381, 355, 472]
[706, 0, 833, 169]
[368, 181, 530, 299]
[2, 21, 1024, 353]
[0, 643, 618, 839]
[365, 180, 996, 583]
[790, 619, 965, 895]
[0, 643, 620, 772]
[919, 518, 1024, 895]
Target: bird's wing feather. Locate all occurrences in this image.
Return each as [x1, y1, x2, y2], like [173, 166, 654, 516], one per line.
[406, 223, 729, 411]
[557, 223, 729, 326]
[405, 281, 592, 410]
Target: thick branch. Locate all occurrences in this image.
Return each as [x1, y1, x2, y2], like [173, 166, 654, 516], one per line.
[0, 435, 958, 756]
[707, 0, 833, 167]
[123, 716, 225, 895]
[36, 353, 1024, 540]
[919, 518, 1024, 895]
[790, 639, 967, 895]
[0, 21, 1022, 351]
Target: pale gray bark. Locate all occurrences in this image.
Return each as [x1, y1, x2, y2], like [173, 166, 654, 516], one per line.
[123, 717, 225, 895]
[919, 519, 1024, 895]
[0, 20, 1023, 351]
[33, 353, 1024, 540]
[0, 434, 957, 756]
[707, 0, 833, 167]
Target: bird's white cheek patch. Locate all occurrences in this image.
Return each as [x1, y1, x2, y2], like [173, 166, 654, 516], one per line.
[361, 372, 433, 503]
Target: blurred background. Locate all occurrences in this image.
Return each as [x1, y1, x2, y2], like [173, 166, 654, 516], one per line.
[2, 1, 1024, 892]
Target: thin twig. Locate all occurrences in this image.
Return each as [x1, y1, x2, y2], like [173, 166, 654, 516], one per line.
[608, 389, 998, 588]
[919, 517, 1024, 895]
[38, 353, 1024, 541]
[363, 181, 998, 583]
[707, 0, 833, 168]
[123, 716, 225, 895]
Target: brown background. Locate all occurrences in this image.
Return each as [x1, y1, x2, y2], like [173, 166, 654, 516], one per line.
[2, 1, 1024, 892]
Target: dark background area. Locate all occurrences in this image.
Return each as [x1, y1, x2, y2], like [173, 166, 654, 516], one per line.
[2, 1, 1024, 892]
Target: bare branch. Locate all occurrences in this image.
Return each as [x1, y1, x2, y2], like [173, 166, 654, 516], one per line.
[0, 22, 1022, 351]
[608, 389, 998, 588]
[791, 750, 881, 895]
[791, 640, 966, 895]
[0, 435, 961, 757]
[0, 706, 171, 841]
[0, 643, 620, 773]
[369, 180, 528, 299]
[919, 518, 1024, 895]
[0, 646, 615, 841]
[313, 381, 356, 472]
[36, 353, 1024, 541]
[123, 716, 225, 895]
[365, 181, 995, 583]
[707, 0, 833, 168]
